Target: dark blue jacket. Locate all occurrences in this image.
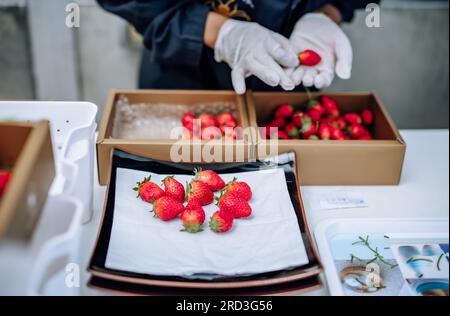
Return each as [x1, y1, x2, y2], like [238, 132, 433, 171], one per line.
[97, 0, 379, 90]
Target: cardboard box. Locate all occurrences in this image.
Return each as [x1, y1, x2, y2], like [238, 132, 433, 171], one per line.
[0, 121, 55, 240]
[246, 91, 406, 185]
[97, 90, 252, 185]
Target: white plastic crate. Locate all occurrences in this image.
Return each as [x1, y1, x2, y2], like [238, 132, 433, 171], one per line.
[0, 102, 98, 223]
[0, 194, 83, 296]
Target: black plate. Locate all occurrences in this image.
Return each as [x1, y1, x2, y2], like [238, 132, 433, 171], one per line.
[89, 149, 321, 288]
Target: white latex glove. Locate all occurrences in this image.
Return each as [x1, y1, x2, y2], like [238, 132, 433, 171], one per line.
[287, 13, 353, 89]
[215, 19, 299, 95]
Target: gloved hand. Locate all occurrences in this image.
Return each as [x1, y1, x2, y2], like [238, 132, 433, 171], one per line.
[215, 19, 299, 95]
[287, 13, 353, 89]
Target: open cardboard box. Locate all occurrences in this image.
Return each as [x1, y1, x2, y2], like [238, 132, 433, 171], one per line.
[0, 121, 55, 241]
[97, 90, 252, 185]
[246, 91, 406, 185]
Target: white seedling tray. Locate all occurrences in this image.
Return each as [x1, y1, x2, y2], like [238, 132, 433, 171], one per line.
[0, 194, 83, 296]
[314, 217, 449, 296]
[0, 101, 97, 223]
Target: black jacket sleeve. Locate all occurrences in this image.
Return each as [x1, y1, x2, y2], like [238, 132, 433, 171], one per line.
[97, 0, 210, 67]
[330, 0, 381, 22]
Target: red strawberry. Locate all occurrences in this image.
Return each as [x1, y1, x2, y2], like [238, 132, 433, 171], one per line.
[299, 50, 322, 66]
[331, 117, 347, 130]
[225, 178, 252, 201]
[153, 196, 185, 221]
[273, 130, 289, 140]
[217, 112, 236, 127]
[194, 168, 225, 192]
[292, 111, 308, 128]
[181, 207, 205, 233]
[181, 113, 196, 131]
[199, 113, 217, 128]
[308, 108, 325, 122]
[285, 123, 299, 139]
[361, 109, 374, 125]
[133, 176, 165, 203]
[347, 124, 367, 138]
[321, 96, 340, 118]
[269, 117, 286, 129]
[274, 103, 294, 118]
[201, 126, 222, 140]
[358, 133, 373, 140]
[301, 117, 318, 139]
[344, 113, 362, 125]
[330, 126, 345, 140]
[186, 180, 214, 206]
[162, 176, 185, 203]
[308, 100, 326, 116]
[217, 192, 252, 219]
[320, 116, 335, 126]
[222, 126, 239, 140]
[209, 210, 234, 233]
[318, 124, 332, 140]
[0, 170, 12, 198]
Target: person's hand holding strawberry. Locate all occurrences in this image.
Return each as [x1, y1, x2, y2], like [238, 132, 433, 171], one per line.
[287, 11, 353, 89]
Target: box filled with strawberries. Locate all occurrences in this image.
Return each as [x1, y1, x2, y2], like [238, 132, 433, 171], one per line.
[97, 90, 252, 185]
[0, 121, 55, 241]
[247, 91, 406, 185]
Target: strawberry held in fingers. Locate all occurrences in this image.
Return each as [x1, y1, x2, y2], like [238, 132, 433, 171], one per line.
[225, 178, 252, 201]
[0, 170, 12, 198]
[133, 176, 165, 203]
[321, 96, 340, 118]
[362, 108, 374, 125]
[186, 180, 214, 206]
[274, 103, 294, 118]
[181, 207, 205, 233]
[162, 176, 185, 203]
[209, 210, 234, 233]
[153, 196, 185, 221]
[217, 192, 252, 219]
[298, 50, 322, 66]
[194, 168, 225, 192]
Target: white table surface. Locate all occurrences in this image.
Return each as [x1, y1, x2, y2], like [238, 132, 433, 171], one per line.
[80, 129, 450, 296]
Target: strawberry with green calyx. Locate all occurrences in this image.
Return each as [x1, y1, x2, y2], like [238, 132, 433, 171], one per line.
[194, 168, 225, 192]
[321, 96, 340, 118]
[361, 109, 374, 125]
[186, 180, 214, 206]
[331, 117, 347, 130]
[307, 99, 326, 121]
[181, 207, 205, 233]
[216, 192, 252, 219]
[0, 170, 12, 198]
[300, 117, 318, 139]
[133, 176, 165, 203]
[299, 50, 322, 66]
[274, 103, 294, 118]
[347, 124, 367, 138]
[224, 177, 252, 201]
[292, 111, 308, 128]
[153, 196, 185, 221]
[344, 113, 362, 125]
[162, 176, 185, 203]
[285, 123, 299, 139]
[209, 210, 234, 233]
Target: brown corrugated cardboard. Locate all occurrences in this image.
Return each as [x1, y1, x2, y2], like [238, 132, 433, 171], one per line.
[246, 91, 406, 185]
[0, 121, 56, 241]
[97, 90, 253, 185]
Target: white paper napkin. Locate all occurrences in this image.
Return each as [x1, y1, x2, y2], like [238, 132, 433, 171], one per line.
[105, 167, 309, 278]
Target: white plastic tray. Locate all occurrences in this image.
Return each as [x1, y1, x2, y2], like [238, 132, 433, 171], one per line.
[314, 217, 449, 296]
[0, 101, 97, 223]
[0, 194, 83, 296]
